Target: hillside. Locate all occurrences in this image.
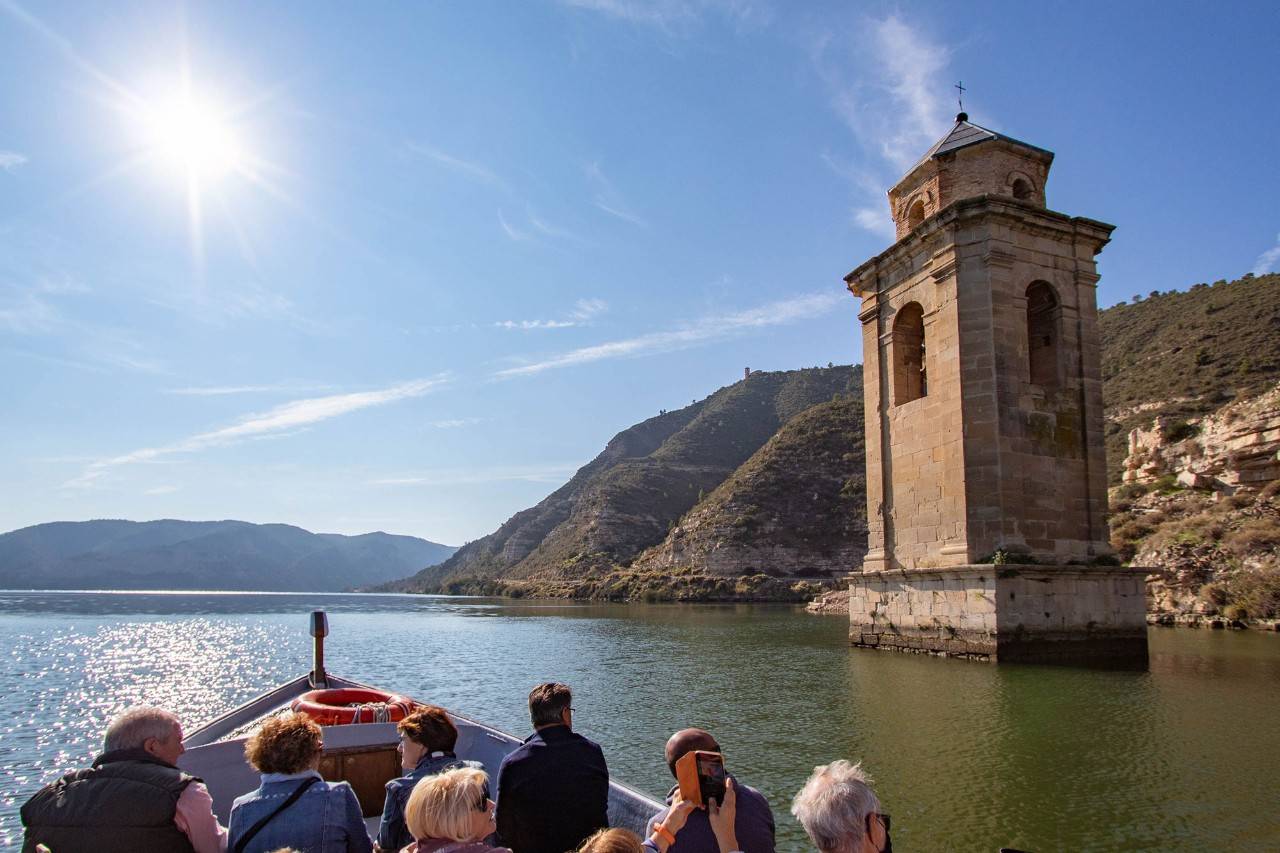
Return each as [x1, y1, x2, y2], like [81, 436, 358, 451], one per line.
[0, 519, 456, 591]
[631, 393, 866, 577]
[1100, 273, 1280, 482]
[391, 366, 858, 596]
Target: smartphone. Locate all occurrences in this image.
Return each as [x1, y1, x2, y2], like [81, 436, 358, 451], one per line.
[675, 750, 727, 808]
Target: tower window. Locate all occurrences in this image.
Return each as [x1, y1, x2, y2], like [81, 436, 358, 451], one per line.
[906, 199, 926, 230]
[892, 302, 927, 405]
[1011, 178, 1034, 201]
[1026, 281, 1060, 388]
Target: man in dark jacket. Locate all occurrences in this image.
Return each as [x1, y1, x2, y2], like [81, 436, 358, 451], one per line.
[646, 729, 775, 853]
[21, 706, 227, 853]
[495, 682, 609, 853]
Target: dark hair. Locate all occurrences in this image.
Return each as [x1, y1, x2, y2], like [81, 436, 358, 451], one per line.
[528, 682, 572, 728]
[398, 705, 458, 753]
[245, 713, 323, 774]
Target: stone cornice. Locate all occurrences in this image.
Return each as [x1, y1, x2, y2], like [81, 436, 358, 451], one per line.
[844, 195, 1116, 285]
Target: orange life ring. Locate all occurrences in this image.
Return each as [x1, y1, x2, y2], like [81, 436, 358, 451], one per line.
[290, 688, 417, 725]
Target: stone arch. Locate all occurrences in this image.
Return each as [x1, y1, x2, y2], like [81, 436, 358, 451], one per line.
[892, 302, 927, 405]
[906, 198, 926, 230]
[1026, 281, 1060, 388]
[1008, 171, 1036, 202]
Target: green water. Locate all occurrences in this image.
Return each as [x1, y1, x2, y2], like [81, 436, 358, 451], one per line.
[0, 593, 1277, 851]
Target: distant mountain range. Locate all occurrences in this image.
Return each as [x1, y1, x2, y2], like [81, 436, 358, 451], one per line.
[0, 519, 456, 591]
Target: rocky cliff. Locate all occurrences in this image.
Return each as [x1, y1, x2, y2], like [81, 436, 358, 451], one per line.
[1111, 383, 1280, 623]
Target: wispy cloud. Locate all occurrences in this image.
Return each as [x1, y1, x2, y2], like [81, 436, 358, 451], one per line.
[585, 162, 647, 227]
[68, 376, 451, 488]
[496, 298, 608, 330]
[495, 291, 841, 377]
[1252, 231, 1280, 276]
[498, 209, 531, 242]
[369, 463, 578, 487]
[814, 15, 952, 237]
[143, 485, 180, 496]
[148, 281, 325, 334]
[0, 150, 28, 172]
[428, 417, 486, 429]
[499, 207, 582, 244]
[166, 383, 335, 397]
[561, 0, 772, 36]
[407, 143, 505, 188]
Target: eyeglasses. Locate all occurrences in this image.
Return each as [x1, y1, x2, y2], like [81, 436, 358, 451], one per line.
[865, 813, 891, 853]
[475, 780, 492, 813]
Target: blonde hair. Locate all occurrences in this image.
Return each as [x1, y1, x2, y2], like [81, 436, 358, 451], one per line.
[577, 828, 644, 853]
[405, 766, 489, 842]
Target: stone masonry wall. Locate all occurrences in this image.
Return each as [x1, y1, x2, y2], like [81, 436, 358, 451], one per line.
[848, 565, 1148, 663]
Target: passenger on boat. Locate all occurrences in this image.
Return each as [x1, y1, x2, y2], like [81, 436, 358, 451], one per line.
[401, 766, 511, 853]
[377, 705, 484, 852]
[494, 682, 609, 853]
[20, 705, 228, 853]
[790, 761, 890, 853]
[645, 729, 775, 853]
[227, 712, 372, 853]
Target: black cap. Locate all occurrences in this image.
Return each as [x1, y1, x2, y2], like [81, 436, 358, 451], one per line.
[956, 111, 969, 122]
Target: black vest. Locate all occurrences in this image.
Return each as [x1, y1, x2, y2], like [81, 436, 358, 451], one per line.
[21, 747, 200, 853]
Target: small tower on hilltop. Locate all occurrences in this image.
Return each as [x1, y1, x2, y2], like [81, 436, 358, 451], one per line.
[843, 112, 1148, 667]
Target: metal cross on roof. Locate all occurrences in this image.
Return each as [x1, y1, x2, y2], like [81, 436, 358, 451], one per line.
[955, 80, 966, 113]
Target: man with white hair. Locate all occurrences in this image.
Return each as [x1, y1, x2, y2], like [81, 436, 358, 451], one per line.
[21, 705, 227, 853]
[790, 761, 890, 853]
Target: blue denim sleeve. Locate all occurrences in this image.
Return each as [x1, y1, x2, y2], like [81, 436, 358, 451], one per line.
[376, 783, 402, 852]
[342, 784, 374, 853]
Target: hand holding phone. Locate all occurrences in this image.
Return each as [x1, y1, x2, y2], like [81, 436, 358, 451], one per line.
[674, 750, 727, 809]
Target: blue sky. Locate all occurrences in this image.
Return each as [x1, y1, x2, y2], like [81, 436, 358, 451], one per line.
[2, 1, 1277, 545]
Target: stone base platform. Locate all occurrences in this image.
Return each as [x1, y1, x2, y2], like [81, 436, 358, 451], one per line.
[848, 564, 1149, 669]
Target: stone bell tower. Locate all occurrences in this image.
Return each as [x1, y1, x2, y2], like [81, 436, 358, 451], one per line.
[844, 114, 1148, 667]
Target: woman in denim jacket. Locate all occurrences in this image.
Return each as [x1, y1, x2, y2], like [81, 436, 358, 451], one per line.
[228, 713, 373, 853]
[378, 706, 483, 852]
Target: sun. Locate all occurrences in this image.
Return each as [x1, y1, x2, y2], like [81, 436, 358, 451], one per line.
[145, 94, 243, 181]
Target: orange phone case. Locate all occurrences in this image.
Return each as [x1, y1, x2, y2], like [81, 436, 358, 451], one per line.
[674, 750, 722, 806]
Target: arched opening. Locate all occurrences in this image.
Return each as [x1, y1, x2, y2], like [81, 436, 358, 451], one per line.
[906, 199, 926, 230]
[892, 302, 927, 405]
[1011, 178, 1034, 201]
[1026, 281, 1060, 388]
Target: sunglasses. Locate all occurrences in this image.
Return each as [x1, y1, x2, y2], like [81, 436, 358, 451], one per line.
[865, 813, 891, 853]
[475, 780, 492, 813]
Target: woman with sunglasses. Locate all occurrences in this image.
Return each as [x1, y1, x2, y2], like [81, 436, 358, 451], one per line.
[401, 766, 511, 853]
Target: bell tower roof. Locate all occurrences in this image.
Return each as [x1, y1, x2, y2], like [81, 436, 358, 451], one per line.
[887, 114, 1056, 241]
[911, 113, 1053, 169]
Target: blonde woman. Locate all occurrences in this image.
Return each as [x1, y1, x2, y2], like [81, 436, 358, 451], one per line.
[402, 767, 511, 853]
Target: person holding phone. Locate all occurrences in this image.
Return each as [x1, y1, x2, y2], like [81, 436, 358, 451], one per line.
[644, 729, 775, 853]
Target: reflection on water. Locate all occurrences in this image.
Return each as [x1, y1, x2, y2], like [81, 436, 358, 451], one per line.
[1, 592, 1278, 850]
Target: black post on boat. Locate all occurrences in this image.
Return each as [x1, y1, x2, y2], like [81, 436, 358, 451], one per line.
[309, 610, 329, 688]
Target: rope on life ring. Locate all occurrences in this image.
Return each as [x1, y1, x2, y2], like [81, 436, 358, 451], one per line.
[290, 688, 418, 726]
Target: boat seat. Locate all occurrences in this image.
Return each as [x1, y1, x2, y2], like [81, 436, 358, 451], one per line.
[318, 743, 401, 817]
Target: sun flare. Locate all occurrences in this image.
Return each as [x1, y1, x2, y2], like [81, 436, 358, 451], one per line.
[145, 94, 242, 180]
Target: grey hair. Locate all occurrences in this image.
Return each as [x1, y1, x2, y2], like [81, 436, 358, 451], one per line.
[104, 706, 178, 752]
[790, 760, 880, 853]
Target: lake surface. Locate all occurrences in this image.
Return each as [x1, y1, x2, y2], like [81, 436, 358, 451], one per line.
[0, 591, 1277, 851]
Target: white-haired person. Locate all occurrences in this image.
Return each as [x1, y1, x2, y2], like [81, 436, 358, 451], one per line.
[790, 761, 890, 853]
[21, 705, 228, 853]
[402, 766, 512, 853]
